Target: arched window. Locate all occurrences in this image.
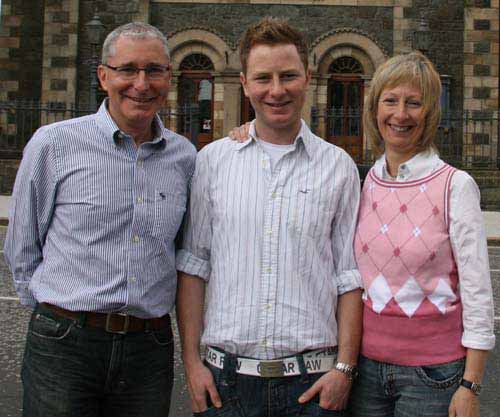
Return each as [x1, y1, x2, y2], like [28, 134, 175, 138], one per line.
[177, 53, 215, 148]
[327, 56, 364, 162]
[328, 56, 363, 74]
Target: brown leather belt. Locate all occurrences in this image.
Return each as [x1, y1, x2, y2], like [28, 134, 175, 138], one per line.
[41, 303, 170, 334]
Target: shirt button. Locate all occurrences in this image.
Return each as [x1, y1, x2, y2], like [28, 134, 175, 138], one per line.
[130, 276, 137, 283]
[266, 267, 272, 273]
[265, 303, 272, 310]
[137, 197, 143, 204]
[137, 160, 143, 168]
[271, 192, 277, 199]
[133, 235, 140, 243]
[267, 230, 272, 235]
[261, 339, 267, 346]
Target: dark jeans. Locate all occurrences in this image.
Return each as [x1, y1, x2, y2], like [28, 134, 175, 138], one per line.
[196, 351, 346, 417]
[348, 355, 465, 417]
[22, 303, 174, 417]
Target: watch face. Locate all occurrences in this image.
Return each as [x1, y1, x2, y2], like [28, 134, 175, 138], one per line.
[471, 383, 481, 394]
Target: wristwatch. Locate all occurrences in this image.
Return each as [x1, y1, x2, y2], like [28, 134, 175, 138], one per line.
[460, 378, 482, 395]
[334, 362, 358, 380]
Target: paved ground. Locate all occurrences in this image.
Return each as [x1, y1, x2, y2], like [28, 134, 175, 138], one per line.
[1, 225, 499, 416]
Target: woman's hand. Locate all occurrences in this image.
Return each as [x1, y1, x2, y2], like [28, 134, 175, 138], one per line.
[228, 122, 251, 142]
[448, 386, 479, 417]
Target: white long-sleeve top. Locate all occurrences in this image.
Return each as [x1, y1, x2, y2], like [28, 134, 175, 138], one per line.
[373, 149, 495, 350]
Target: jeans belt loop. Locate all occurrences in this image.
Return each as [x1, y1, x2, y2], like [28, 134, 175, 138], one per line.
[295, 353, 310, 384]
[221, 351, 238, 387]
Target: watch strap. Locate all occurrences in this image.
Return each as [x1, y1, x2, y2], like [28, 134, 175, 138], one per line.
[334, 362, 358, 380]
[460, 378, 481, 395]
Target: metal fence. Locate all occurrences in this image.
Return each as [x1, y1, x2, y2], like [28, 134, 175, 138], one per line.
[1, 101, 499, 170]
[0, 100, 200, 159]
[311, 107, 500, 170]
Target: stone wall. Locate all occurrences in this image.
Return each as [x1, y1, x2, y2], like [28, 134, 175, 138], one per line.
[40, 0, 80, 106]
[463, 0, 499, 166]
[0, 0, 44, 101]
[151, 4, 394, 54]
[402, 0, 465, 111]
[76, 0, 149, 108]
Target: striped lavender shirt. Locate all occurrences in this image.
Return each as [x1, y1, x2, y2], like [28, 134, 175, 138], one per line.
[177, 121, 362, 359]
[4, 100, 196, 318]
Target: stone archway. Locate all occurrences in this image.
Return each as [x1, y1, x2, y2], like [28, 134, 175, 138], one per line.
[310, 30, 388, 162]
[166, 29, 233, 144]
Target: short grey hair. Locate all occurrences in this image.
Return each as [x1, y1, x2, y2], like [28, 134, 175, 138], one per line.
[101, 22, 170, 64]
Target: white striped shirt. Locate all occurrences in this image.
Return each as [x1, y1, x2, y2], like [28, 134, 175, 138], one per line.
[177, 121, 362, 359]
[4, 100, 196, 318]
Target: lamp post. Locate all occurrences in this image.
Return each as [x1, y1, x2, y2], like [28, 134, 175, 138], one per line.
[413, 11, 431, 56]
[85, 11, 105, 111]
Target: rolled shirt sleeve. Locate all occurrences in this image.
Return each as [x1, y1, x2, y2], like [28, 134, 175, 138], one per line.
[4, 126, 58, 306]
[176, 148, 213, 281]
[449, 171, 496, 350]
[331, 153, 364, 294]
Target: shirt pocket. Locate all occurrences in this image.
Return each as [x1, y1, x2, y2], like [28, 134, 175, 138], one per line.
[152, 189, 187, 242]
[287, 190, 336, 240]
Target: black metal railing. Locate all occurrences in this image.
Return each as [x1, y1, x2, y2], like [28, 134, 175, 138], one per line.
[0, 100, 200, 158]
[1, 101, 499, 170]
[311, 107, 500, 170]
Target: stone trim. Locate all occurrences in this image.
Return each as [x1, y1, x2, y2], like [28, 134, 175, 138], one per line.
[169, 29, 234, 71]
[463, 2, 499, 166]
[393, 0, 413, 54]
[311, 30, 387, 74]
[0, 3, 21, 101]
[41, 0, 79, 104]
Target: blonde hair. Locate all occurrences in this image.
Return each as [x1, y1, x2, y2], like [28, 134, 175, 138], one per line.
[363, 52, 442, 157]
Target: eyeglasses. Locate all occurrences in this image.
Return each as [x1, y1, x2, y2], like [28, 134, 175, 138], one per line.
[103, 64, 170, 80]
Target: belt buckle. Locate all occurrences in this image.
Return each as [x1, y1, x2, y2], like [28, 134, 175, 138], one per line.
[259, 360, 284, 378]
[105, 313, 130, 334]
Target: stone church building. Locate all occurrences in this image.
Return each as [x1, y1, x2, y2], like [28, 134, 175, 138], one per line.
[0, 0, 499, 198]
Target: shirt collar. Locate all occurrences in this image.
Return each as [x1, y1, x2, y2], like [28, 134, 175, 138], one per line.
[234, 119, 315, 159]
[374, 148, 442, 181]
[95, 98, 167, 149]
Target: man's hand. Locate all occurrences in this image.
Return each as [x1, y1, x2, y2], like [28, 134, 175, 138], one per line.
[184, 360, 222, 413]
[298, 369, 352, 410]
[228, 122, 251, 142]
[448, 387, 479, 417]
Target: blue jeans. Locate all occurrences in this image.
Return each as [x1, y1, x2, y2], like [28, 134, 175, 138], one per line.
[21, 303, 174, 417]
[348, 355, 465, 417]
[195, 350, 346, 417]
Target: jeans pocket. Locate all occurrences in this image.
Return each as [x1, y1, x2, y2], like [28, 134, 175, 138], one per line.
[193, 399, 246, 417]
[415, 358, 465, 389]
[298, 401, 346, 417]
[30, 311, 74, 341]
[149, 327, 174, 346]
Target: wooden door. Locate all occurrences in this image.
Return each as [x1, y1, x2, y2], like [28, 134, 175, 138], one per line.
[327, 76, 363, 162]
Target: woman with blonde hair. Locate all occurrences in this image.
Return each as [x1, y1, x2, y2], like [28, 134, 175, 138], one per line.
[350, 51, 495, 417]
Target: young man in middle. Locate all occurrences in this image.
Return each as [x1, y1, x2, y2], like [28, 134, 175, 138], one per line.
[176, 17, 363, 417]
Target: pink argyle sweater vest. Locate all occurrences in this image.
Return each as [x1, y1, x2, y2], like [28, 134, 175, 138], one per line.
[354, 164, 465, 366]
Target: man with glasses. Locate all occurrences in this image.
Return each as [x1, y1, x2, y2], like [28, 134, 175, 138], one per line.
[4, 22, 195, 417]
